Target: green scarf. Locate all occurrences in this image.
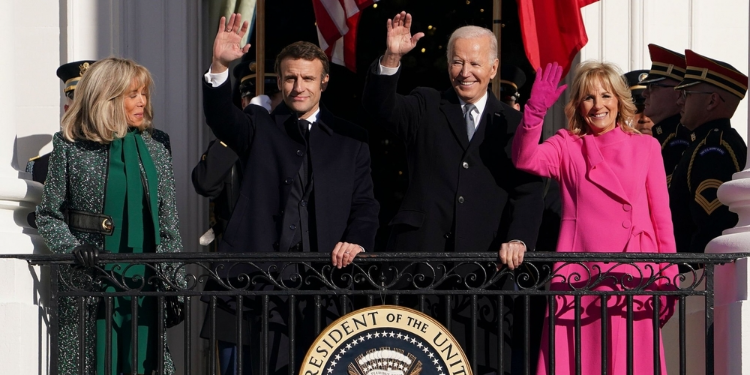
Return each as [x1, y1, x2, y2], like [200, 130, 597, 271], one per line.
[104, 129, 160, 252]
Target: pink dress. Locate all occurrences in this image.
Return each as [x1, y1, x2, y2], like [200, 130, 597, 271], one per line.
[512, 121, 677, 375]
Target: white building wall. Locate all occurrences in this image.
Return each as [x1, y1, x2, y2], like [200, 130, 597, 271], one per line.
[14, 0, 63, 168]
[580, 0, 750, 142]
[0, 0, 59, 373]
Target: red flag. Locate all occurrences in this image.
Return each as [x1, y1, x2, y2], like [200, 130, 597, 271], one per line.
[313, 0, 375, 73]
[518, 0, 599, 76]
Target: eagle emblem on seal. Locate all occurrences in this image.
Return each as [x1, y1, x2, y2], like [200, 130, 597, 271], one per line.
[348, 348, 422, 375]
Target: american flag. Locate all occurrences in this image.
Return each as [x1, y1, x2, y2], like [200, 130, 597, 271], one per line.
[313, 0, 377, 73]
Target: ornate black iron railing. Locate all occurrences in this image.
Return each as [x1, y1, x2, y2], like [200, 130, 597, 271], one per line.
[4, 252, 745, 375]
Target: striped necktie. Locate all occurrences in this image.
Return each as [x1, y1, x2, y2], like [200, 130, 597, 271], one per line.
[464, 103, 476, 141]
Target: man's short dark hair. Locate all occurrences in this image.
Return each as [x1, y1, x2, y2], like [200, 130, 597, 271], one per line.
[275, 41, 330, 77]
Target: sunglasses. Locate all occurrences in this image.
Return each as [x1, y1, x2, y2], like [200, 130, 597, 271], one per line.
[681, 90, 725, 102]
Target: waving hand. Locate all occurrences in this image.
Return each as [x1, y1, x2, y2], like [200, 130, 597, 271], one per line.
[524, 62, 568, 125]
[212, 13, 252, 73]
[382, 11, 425, 68]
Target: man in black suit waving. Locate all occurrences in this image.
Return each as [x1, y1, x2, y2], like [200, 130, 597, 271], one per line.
[362, 11, 544, 375]
[203, 14, 379, 375]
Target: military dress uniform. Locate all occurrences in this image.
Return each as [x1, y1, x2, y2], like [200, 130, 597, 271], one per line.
[640, 44, 691, 183]
[27, 60, 96, 184]
[27, 60, 96, 229]
[499, 64, 526, 108]
[623, 69, 649, 110]
[670, 50, 748, 257]
[669, 119, 746, 254]
[659, 118, 691, 184]
[192, 139, 241, 249]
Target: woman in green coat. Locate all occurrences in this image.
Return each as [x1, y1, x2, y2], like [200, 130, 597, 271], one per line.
[37, 57, 184, 375]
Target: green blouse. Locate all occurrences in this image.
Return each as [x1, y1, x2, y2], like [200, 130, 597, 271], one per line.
[104, 129, 160, 272]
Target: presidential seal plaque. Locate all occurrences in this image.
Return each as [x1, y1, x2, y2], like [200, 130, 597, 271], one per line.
[299, 305, 471, 375]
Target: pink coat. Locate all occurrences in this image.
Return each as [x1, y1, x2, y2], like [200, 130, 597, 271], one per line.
[512, 120, 677, 374]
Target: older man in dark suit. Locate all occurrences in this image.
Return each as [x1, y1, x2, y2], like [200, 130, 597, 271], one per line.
[362, 11, 544, 375]
[203, 14, 379, 375]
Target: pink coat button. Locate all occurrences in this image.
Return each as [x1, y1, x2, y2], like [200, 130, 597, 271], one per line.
[623, 203, 632, 212]
[622, 220, 631, 228]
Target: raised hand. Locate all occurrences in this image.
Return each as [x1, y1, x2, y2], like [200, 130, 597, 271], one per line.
[382, 11, 425, 67]
[523, 62, 567, 125]
[527, 62, 567, 111]
[212, 13, 251, 73]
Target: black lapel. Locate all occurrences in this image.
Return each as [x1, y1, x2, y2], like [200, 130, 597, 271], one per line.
[468, 91, 506, 150]
[314, 106, 336, 136]
[439, 89, 470, 150]
[309, 108, 337, 167]
[272, 102, 297, 137]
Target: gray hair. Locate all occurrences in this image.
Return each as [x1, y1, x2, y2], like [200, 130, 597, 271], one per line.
[446, 26, 498, 63]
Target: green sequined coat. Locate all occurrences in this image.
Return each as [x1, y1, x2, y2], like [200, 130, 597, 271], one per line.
[37, 129, 184, 375]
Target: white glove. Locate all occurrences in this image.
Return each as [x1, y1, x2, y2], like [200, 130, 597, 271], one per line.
[199, 228, 215, 246]
[249, 95, 272, 113]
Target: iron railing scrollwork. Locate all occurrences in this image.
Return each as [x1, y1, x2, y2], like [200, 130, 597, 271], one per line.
[2, 252, 744, 375]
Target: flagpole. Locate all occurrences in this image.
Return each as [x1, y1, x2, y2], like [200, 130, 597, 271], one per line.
[491, 0, 502, 99]
[255, 0, 266, 96]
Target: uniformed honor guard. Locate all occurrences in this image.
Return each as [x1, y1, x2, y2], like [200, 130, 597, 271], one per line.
[670, 50, 748, 258]
[623, 69, 654, 134]
[26, 60, 96, 184]
[499, 64, 526, 110]
[640, 44, 690, 183]
[235, 57, 282, 112]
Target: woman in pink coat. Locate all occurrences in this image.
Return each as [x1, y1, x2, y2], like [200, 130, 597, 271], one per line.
[512, 61, 677, 374]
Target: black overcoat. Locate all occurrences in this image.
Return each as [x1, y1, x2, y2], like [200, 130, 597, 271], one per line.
[203, 74, 380, 374]
[203, 77, 380, 270]
[362, 60, 543, 253]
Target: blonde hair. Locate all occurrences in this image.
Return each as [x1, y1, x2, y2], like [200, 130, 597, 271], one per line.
[564, 61, 638, 136]
[61, 57, 154, 143]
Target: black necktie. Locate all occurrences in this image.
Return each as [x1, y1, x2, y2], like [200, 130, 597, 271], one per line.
[298, 119, 311, 140]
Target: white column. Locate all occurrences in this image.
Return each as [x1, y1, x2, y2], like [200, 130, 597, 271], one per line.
[0, 0, 55, 373]
[703, 4, 750, 375]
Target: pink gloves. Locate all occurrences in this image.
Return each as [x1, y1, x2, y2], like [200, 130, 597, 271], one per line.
[524, 62, 568, 126]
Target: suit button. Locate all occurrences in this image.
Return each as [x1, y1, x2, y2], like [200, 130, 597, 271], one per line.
[300, 200, 307, 207]
[458, 196, 465, 204]
[444, 232, 452, 239]
[296, 150, 304, 156]
[284, 178, 293, 184]
[622, 220, 631, 229]
[289, 224, 296, 230]
[462, 162, 469, 169]
[623, 203, 631, 212]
